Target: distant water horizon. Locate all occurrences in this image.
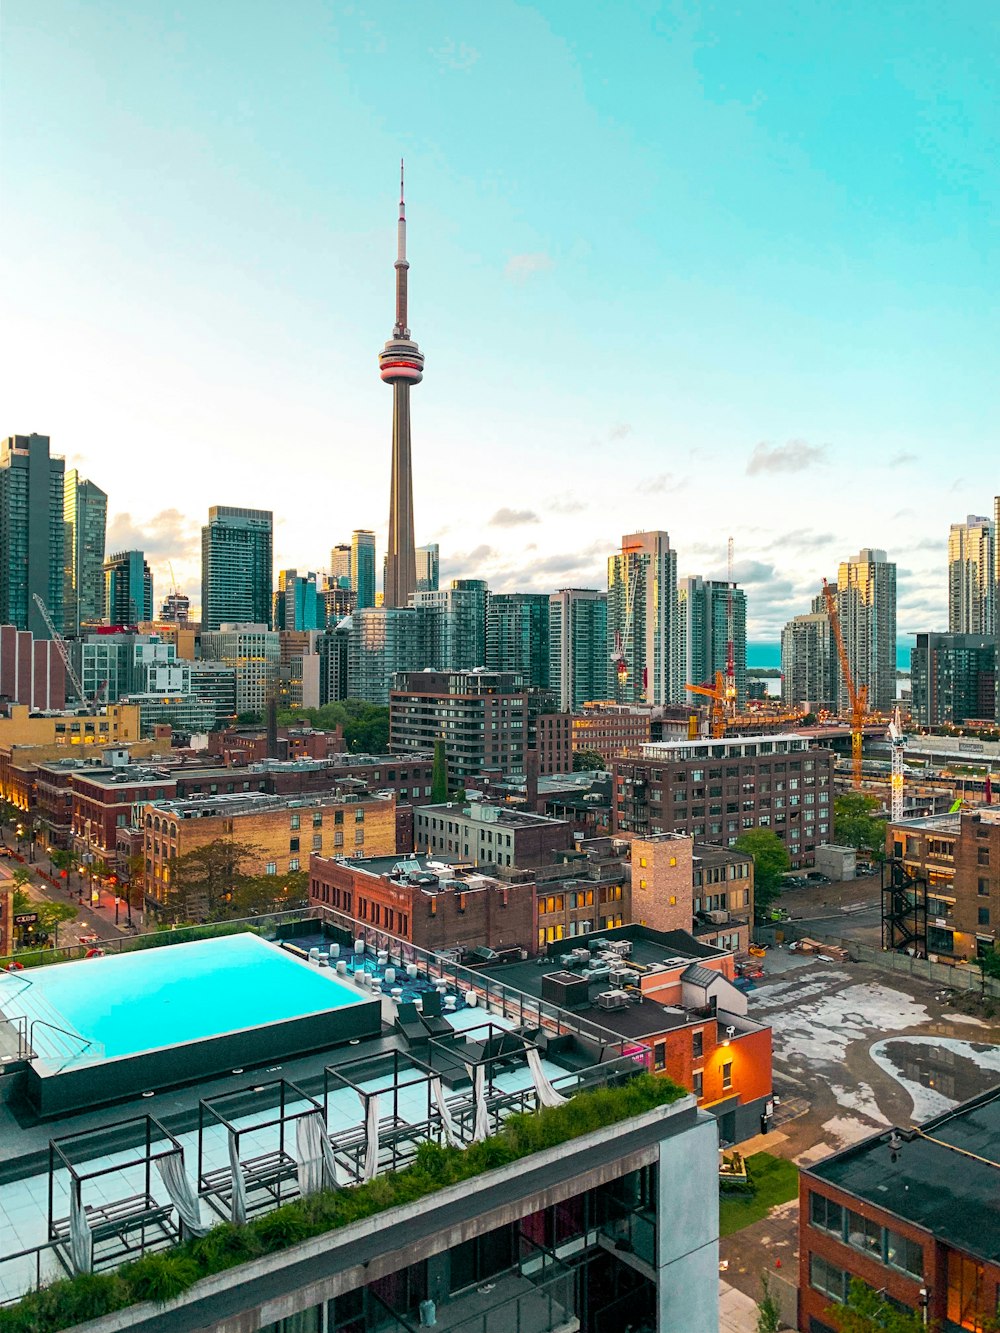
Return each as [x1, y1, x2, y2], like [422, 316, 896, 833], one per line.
[748, 638, 913, 672]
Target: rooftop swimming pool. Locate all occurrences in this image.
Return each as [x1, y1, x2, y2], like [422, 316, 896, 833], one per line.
[0, 933, 366, 1061]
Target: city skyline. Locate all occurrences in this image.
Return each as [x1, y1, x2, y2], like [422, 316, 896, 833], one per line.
[1, 2, 996, 638]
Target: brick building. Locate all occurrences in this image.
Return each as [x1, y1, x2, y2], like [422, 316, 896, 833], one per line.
[390, 669, 529, 781]
[493, 923, 773, 1144]
[208, 724, 346, 764]
[308, 851, 535, 957]
[532, 712, 573, 774]
[799, 1087, 1000, 1332]
[413, 801, 573, 870]
[614, 734, 835, 870]
[884, 808, 1000, 962]
[142, 790, 396, 912]
[569, 702, 689, 762]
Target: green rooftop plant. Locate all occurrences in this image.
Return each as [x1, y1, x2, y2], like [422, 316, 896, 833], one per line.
[0, 1075, 684, 1333]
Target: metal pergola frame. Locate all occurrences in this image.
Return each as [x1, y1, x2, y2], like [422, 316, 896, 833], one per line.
[48, 1113, 184, 1271]
[197, 1078, 323, 1221]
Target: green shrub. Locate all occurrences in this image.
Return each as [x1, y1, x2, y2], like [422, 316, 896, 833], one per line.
[120, 1252, 200, 1303]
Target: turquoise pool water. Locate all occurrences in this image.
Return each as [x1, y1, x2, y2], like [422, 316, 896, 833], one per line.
[0, 933, 363, 1059]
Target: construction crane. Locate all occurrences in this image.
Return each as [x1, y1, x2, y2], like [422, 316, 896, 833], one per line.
[724, 536, 737, 717]
[610, 548, 640, 693]
[887, 705, 906, 823]
[822, 578, 867, 789]
[32, 593, 88, 709]
[687, 670, 728, 738]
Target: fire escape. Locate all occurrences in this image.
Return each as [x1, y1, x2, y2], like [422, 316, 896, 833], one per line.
[881, 856, 928, 957]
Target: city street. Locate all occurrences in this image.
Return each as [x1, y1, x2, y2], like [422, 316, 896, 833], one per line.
[3, 846, 138, 949]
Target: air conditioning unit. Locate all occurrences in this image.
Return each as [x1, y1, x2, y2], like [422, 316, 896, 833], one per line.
[609, 967, 633, 987]
[705, 910, 729, 925]
[606, 940, 632, 957]
[586, 963, 612, 982]
[595, 990, 630, 1011]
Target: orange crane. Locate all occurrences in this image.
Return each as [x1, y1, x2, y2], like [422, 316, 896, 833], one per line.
[822, 578, 866, 788]
[687, 670, 728, 738]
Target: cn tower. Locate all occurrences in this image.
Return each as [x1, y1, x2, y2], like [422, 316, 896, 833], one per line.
[380, 161, 424, 609]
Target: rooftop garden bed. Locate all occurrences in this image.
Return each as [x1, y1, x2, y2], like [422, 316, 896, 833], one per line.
[0, 1074, 685, 1333]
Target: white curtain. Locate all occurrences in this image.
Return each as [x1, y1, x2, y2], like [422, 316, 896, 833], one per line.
[431, 1075, 461, 1148]
[466, 1063, 489, 1142]
[526, 1046, 569, 1108]
[228, 1130, 247, 1225]
[296, 1112, 341, 1194]
[362, 1093, 380, 1182]
[69, 1181, 92, 1275]
[156, 1151, 210, 1236]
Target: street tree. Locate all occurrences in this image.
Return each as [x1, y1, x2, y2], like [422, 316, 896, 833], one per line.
[36, 901, 77, 946]
[168, 839, 266, 923]
[834, 793, 887, 862]
[827, 1279, 928, 1332]
[573, 749, 606, 772]
[734, 829, 790, 922]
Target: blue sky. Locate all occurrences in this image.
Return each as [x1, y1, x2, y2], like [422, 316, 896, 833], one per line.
[1, 0, 997, 636]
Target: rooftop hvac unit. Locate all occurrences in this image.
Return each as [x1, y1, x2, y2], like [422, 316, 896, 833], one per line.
[705, 910, 729, 925]
[587, 938, 610, 952]
[586, 963, 612, 982]
[606, 940, 632, 957]
[595, 990, 631, 1011]
[609, 967, 633, 988]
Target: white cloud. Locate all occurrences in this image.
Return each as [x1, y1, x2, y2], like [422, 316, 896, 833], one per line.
[504, 252, 554, 283]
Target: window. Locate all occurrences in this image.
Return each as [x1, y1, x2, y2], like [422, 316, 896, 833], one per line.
[722, 1061, 732, 1090]
[846, 1209, 882, 1256]
[312, 834, 322, 851]
[692, 1029, 704, 1059]
[979, 878, 990, 896]
[653, 1042, 666, 1071]
[692, 1071, 703, 1098]
[313, 812, 322, 827]
[265, 862, 277, 875]
[809, 1255, 846, 1302]
[289, 858, 300, 872]
[947, 1252, 984, 1330]
[810, 1193, 843, 1237]
[886, 1229, 923, 1279]
[289, 837, 300, 853]
[978, 907, 990, 926]
[290, 814, 300, 830]
[335, 810, 344, 825]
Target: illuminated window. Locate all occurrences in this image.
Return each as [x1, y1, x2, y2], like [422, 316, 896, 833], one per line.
[722, 1061, 732, 1090]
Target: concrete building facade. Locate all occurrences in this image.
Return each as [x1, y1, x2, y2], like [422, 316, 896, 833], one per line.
[391, 669, 528, 780]
[414, 801, 573, 870]
[781, 605, 839, 712]
[200, 623, 280, 715]
[0, 624, 66, 710]
[837, 548, 897, 714]
[608, 531, 679, 707]
[948, 512, 994, 636]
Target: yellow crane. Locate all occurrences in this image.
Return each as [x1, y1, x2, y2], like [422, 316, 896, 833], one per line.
[822, 578, 866, 789]
[686, 670, 728, 739]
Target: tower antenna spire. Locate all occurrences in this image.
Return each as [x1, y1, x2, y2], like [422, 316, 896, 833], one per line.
[394, 157, 408, 335]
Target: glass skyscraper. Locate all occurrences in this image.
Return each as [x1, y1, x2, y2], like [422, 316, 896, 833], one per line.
[0, 434, 65, 636]
[351, 530, 376, 609]
[63, 469, 107, 634]
[486, 592, 550, 689]
[201, 506, 274, 632]
[104, 550, 153, 625]
[548, 589, 608, 712]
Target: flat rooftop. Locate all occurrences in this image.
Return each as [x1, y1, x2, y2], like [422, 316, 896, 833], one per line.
[418, 802, 567, 829]
[639, 734, 814, 760]
[148, 790, 389, 818]
[807, 1087, 1000, 1264]
[892, 809, 1000, 833]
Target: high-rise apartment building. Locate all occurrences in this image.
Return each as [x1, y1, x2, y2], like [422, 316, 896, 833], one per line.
[200, 623, 280, 715]
[347, 607, 423, 704]
[548, 589, 608, 712]
[413, 579, 487, 671]
[781, 598, 838, 711]
[159, 591, 190, 623]
[0, 433, 65, 636]
[948, 514, 995, 636]
[486, 592, 550, 689]
[381, 166, 423, 608]
[415, 542, 439, 592]
[391, 669, 529, 780]
[608, 532, 679, 706]
[201, 506, 273, 632]
[103, 550, 153, 625]
[63, 469, 107, 634]
[351, 530, 376, 609]
[679, 576, 747, 706]
[329, 543, 352, 588]
[836, 548, 897, 713]
[911, 632, 995, 727]
[274, 569, 322, 631]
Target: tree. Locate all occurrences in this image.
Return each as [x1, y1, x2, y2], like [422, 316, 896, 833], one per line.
[735, 829, 790, 922]
[274, 700, 390, 754]
[834, 793, 887, 862]
[168, 839, 266, 923]
[755, 1272, 782, 1333]
[573, 749, 606, 772]
[36, 901, 77, 945]
[431, 738, 449, 803]
[827, 1279, 927, 1332]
